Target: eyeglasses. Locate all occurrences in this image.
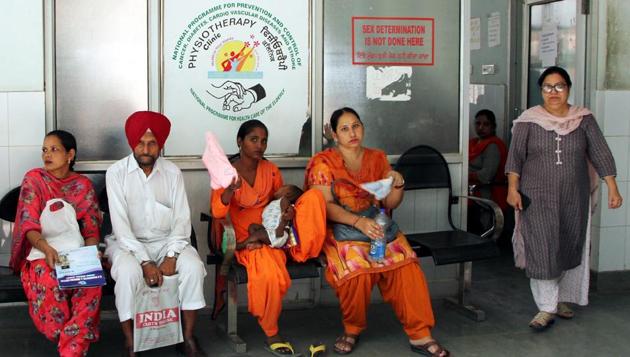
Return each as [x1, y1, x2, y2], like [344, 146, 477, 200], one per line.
[541, 83, 568, 93]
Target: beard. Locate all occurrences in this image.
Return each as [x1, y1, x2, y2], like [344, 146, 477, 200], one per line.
[134, 153, 157, 168]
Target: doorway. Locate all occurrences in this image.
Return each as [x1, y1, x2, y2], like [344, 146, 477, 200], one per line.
[517, 0, 587, 116]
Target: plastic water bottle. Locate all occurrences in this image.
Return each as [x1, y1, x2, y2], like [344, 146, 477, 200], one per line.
[369, 208, 388, 262]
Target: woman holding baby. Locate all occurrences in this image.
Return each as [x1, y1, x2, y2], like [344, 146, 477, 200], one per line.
[210, 119, 326, 356]
[305, 107, 449, 356]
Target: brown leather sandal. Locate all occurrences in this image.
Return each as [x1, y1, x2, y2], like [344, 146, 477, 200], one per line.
[410, 340, 450, 356]
[333, 334, 359, 355]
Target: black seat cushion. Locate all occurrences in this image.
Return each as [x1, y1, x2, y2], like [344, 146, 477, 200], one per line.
[407, 230, 500, 266]
[229, 259, 321, 284]
[0, 270, 25, 303]
[0, 186, 21, 222]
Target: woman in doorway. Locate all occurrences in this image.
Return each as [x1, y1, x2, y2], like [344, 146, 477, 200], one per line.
[468, 109, 508, 234]
[210, 120, 327, 356]
[506, 66, 622, 330]
[305, 107, 449, 356]
[10, 130, 103, 357]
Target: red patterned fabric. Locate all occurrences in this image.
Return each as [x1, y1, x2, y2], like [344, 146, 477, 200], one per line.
[10, 168, 102, 272]
[21, 260, 102, 357]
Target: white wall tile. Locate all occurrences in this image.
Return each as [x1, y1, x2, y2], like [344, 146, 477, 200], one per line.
[600, 182, 628, 227]
[0, 93, 8, 146]
[603, 91, 630, 136]
[590, 224, 600, 270]
[593, 90, 606, 124]
[0, 147, 9, 198]
[597, 226, 626, 272]
[413, 189, 438, 233]
[0, 0, 44, 91]
[0, 221, 12, 267]
[8, 146, 41, 187]
[393, 190, 415, 233]
[8, 92, 45, 146]
[604, 136, 629, 182]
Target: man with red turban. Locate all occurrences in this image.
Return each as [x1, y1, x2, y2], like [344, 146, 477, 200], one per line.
[105, 111, 207, 356]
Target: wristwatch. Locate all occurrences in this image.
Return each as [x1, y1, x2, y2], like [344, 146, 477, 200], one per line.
[166, 251, 180, 259]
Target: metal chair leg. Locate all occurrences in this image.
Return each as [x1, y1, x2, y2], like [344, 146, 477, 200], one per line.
[444, 262, 486, 321]
[225, 278, 246, 353]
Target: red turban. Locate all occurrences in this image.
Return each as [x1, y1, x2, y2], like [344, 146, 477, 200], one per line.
[124, 111, 171, 149]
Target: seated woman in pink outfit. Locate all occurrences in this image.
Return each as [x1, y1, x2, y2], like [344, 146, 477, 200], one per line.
[10, 130, 102, 357]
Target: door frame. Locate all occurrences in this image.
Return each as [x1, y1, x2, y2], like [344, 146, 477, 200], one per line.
[518, 0, 588, 112]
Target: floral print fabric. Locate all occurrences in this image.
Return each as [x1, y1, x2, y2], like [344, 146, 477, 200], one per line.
[21, 260, 101, 357]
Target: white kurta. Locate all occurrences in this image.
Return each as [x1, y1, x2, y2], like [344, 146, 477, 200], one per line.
[106, 155, 206, 321]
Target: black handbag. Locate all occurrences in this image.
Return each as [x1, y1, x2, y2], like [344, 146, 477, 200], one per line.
[331, 180, 400, 243]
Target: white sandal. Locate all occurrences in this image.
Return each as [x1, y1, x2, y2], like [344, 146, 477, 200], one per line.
[556, 302, 574, 319]
[529, 311, 555, 331]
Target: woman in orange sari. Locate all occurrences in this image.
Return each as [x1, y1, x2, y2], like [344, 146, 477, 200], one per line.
[211, 120, 326, 356]
[305, 108, 449, 356]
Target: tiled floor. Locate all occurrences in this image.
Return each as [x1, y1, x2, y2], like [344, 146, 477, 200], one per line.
[2, 251, 630, 356]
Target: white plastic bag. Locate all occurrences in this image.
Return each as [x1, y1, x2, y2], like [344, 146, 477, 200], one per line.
[133, 275, 183, 352]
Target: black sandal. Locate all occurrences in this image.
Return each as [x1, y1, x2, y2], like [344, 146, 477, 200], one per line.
[333, 334, 359, 355]
[410, 340, 450, 357]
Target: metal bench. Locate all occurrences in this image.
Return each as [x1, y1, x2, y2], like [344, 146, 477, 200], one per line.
[395, 145, 503, 321]
[202, 212, 321, 353]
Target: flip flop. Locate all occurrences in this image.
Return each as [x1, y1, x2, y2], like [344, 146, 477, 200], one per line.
[309, 342, 326, 357]
[410, 340, 450, 356]
[265, 341, 303, 357]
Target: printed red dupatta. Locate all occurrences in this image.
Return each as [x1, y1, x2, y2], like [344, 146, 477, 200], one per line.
[10, 168, 101, 273]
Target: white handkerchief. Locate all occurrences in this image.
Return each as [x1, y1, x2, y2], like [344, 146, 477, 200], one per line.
[360, 176, 394, 200]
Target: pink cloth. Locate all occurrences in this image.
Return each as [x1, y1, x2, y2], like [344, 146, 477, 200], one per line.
[202, 131, 238, 189]
[512, 105, 592, 135]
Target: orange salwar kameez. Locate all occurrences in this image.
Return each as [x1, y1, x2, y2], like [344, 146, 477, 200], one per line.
[305, 148, 435, 339]
[211, 160, 326, 336]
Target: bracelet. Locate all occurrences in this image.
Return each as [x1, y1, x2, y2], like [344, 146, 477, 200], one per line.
[33, 238, 43, 249]
[394, 179, 405, 190]
[352, 216, 362, 228]
[141, 260, 155, 267]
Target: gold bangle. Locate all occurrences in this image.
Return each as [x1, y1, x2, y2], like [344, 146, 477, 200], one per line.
[352, 216, 361, 228]
[33, 238, 43, 249]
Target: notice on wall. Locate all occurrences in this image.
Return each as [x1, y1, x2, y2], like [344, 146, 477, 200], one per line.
[540, 23, 558, 67]
[352, 17, 434, 66]
[164, 0, 309, 156]
[470, 17, 481, 50]
[487, 12, 501, 48]
[366, 66, 412, 101]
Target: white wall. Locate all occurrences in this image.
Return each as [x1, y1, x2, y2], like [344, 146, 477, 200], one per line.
[0, 0, 46, 266]
[588, 0, 630, 273]
[591, 91, 630, 272]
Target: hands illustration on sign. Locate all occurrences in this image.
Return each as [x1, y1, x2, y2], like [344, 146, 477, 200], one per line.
[206, 81, 266, 113]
